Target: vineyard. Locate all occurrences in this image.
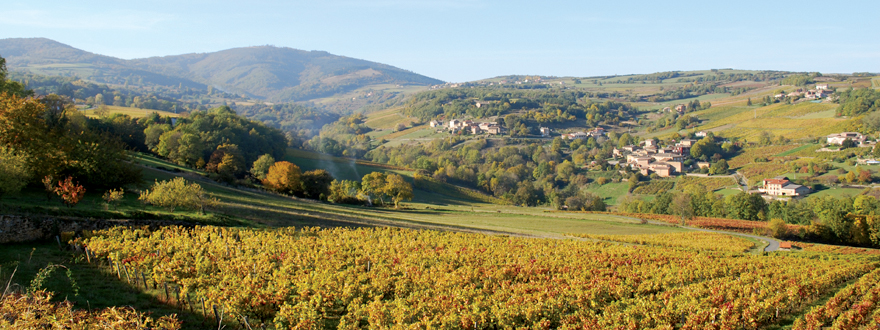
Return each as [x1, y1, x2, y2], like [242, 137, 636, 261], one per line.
[606, 212, 805, 234]
[792, 268, 880, 329]
[728, 145, 797, 168]
[677, 176, 738, 191]
[788, 242, 880, 255]
[577, 232, 755, 253]
[79, 226, 879, 329]
[631, 180, 675, 195]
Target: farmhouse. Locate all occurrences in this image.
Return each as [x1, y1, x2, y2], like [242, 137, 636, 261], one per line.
[695, 131, 708, 138]
[540, 127, 550, 137]
[827, 132, 866, 145]
[562, 132, 588, 140]
[478, 122, 497, 130]
[448, 119, 461, 129]
[759, 176, 811, 197]
[816, 84, 829, 90]
[429, 120, 441, 128]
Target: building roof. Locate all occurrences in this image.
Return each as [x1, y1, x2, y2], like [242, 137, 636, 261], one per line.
[781, 183, 807, 190]
[764, 179, 789, 185]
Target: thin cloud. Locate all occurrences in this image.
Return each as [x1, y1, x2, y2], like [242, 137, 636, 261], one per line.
[0, 9, 174, 31]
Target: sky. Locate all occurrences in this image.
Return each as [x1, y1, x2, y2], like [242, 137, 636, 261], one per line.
[1, 0, 879, 82]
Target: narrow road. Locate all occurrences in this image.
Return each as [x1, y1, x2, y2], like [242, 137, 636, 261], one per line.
[686, 226, 781, 252]
[636, 217, 781, 252]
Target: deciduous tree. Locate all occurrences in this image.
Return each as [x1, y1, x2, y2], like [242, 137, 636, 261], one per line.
[384, 174, 413, 208]
[262, 161, 302, 195]
[250, 154, 275, 180]
[301, 169, 334, 200]
[0, 146, 30, 202]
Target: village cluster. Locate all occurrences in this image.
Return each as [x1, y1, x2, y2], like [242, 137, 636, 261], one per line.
[774, 83, 836, 101]
[430, 119, 503, 135]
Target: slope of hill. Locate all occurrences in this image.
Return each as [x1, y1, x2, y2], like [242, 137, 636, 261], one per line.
[0, 38, 207, 89]
[0, 38, 443, 103]
[130, 46, 443, 102]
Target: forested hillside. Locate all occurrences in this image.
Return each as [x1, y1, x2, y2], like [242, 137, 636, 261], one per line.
[0, 38, 442, 103]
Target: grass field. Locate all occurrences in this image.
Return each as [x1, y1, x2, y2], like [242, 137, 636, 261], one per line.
[80, 105, 182, 118]
[807, 187, 865, 199]
[776, 143, 819, 157]
[586, 182, 630, 205]
[284, 148, 411, 181]
[715, 188, 743, 196]
[4, 150, 692, 239]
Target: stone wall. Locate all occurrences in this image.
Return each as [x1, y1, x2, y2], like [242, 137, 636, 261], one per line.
[0, 215, 193, 244]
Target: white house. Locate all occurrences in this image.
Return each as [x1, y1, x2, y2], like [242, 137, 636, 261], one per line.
[562, 132, 588, 140]
[539, 127, 550, 137]
[827, 132, 866, 145]
[759, 177, 811, 197]
[448, 119, 460, 129]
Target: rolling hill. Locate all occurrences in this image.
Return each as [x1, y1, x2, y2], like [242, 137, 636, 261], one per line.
[0, 37, 443, 102]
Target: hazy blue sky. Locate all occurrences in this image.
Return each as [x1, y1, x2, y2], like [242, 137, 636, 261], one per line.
[2, 0, 878, 82]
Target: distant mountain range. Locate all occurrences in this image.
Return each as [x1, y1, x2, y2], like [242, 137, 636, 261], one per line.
[0, 38, 443, 102]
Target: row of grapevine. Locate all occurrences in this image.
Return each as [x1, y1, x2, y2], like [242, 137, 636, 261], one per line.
[577, 232, 756, 252]
[81, 226, 877, 329]
[788, 241, 880, 255]
[793, 267, 880, 329]
[597, 211, 806, 234]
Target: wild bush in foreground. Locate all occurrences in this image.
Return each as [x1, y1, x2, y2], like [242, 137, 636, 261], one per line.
[138, 177, 215, 213]
[0, 290, 180, 329]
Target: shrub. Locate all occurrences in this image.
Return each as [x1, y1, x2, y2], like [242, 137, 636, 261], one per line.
[101, 188, 125, 210]
[138, 177, 216, 214]
[54, 176, 86, 208]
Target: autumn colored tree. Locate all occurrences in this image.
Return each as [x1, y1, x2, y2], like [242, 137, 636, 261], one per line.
[361, 172, 389, 205]
[54, 176, 86, 208]
[0, 93, 140, 189]
[262, 161, 302, 195]
[859, 170, 873, 184]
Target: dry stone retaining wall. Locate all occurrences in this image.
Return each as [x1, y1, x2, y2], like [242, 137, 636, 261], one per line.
[0, 215, 192, 244]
